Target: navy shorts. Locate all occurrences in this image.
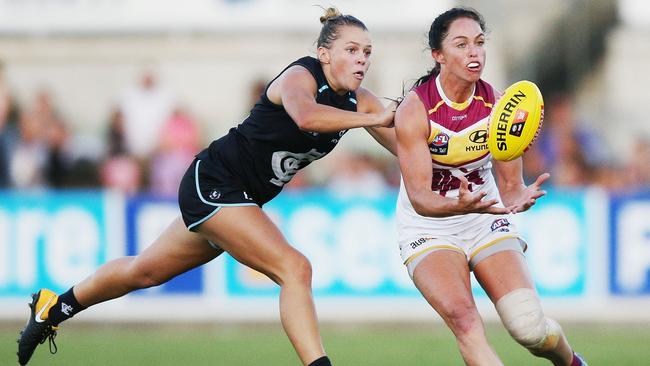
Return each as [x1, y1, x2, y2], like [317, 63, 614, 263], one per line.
[178, 158, 258, 231]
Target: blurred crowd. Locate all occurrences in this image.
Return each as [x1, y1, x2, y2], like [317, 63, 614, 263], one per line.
[522, 94, 650, 191]
[1, 66, 649, 198]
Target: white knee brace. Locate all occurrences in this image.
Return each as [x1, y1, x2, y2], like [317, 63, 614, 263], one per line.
[495, 288, 561, 352]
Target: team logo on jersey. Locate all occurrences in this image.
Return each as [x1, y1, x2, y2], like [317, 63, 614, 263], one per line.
[209, 189, 221, 200]
[490, 218, 511, 232]
[430, 132, 449, 155]
[469, 129, 488, 144]
[509, 109, 528, 137]
[270, 149, 327, 187]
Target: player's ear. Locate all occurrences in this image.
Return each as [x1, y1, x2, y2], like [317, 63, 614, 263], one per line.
[317, 47, 331, 64]
[432, 49, 445, 65]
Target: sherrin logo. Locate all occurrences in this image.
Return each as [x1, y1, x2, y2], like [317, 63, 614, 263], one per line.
[487, 80, 544, 162]
[496, 89, 526, 151]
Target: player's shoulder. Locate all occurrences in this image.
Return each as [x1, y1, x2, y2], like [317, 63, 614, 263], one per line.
[395, 91, 428, 129]
[475, 78, 498, 104]
[355, 86, 377, 101]
[354, 86, 382, 111]
[399, 90, 426, 110]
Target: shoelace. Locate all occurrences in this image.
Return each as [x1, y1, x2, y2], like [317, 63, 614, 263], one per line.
[38, 328, 58, 354]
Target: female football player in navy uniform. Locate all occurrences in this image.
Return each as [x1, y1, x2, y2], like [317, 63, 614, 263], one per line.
[394, 7, 587, 366]
[17, 7, 395, 366]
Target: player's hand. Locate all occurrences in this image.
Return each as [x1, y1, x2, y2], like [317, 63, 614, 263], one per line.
[510, 173, 550, 213]
[377, 101, 397, 128]
[455, 176, 513, 215]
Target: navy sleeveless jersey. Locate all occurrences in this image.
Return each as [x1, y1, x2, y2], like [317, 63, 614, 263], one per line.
[196, 56, 358, 205]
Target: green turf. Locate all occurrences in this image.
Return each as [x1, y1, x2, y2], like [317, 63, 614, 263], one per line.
[3, 322, 650, 365]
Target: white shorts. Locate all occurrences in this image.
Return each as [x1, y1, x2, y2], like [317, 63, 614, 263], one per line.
[399, 213, 527, 279]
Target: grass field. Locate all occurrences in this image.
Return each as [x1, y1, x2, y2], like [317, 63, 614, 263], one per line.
[3, 322, 649, 365]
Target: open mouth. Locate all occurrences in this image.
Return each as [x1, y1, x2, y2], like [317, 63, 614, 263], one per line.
[467, 62, 481, 71]
[353, 71, 365, 79]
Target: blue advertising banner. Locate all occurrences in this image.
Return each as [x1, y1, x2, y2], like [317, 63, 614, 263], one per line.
[0, 188, 596, 302]
[225, 190, 414, 297]
[125, 196, 203, 294]
[225, 189, 592, 298]
[609, 191, 650, 295]
[0, 191, 110, 296]
[509, 189, 590, 297]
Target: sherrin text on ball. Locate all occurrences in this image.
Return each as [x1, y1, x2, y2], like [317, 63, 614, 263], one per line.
[487, 80, 544, 161]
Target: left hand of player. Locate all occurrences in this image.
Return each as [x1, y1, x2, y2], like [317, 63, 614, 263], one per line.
[510, 173, 550, 213]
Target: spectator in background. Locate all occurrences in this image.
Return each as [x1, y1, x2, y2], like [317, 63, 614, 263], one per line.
[10, 89, 75, 189]
[33, 90, 72, 188]
[10, 109, 48, 189]
[100, 106, 142, 194]
[530, 93, 606, 187]
[325, 151, 389, 199]
[625, 137, 650, 189]
[0, 80, 18, 188]
[149, 106, 200, 197]
[119, 70, 175, 161]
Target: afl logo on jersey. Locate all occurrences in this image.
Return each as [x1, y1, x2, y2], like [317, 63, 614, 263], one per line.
[469, 129, 488, 144]
[430, 132, 449, 155]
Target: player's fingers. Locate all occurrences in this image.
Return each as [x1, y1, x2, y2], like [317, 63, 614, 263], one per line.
[476, 198, 498, 210]
[534, 173, 551, 188]
[531, 190, 546, 200]
[486, 206, 512, 215]
[469, 191, 488, 205]
[459, 176, 469, 192]
[504, 204, 517, 213]
[517, 199, 537, 213]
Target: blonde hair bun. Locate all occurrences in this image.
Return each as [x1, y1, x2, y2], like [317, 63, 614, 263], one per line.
[319, 7, 342, 24]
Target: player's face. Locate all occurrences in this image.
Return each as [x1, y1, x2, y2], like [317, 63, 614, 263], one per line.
[318, 25, 372, 94]
[434, 17, 486, 85]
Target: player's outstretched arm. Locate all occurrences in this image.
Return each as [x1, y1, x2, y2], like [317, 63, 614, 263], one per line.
[357, 87, 397, 155]
[268, 66, 393, 133]
[395, 92, 510, 217]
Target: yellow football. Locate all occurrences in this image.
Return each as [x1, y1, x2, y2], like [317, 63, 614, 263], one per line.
[487, 80, 544, 161]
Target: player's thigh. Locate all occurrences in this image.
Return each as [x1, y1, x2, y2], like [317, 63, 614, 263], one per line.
[131, 216, 222, 282]
[196, 205, 305, 283]
[473, 250, 535, 303]
[413, 250, 476, 314]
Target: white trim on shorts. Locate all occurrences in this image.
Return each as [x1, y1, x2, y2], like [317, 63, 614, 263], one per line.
[187, 159, 257, 230]
[405, 236, 526, 279]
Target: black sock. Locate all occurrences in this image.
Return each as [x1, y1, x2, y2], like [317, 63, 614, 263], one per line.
[48, 287, 86, 326]
[308, 356, 332, 366]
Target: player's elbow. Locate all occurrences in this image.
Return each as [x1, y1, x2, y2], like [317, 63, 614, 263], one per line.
[292, 107, 318, 131]
[411, 198, 441, 217]
[412, 201, 430, 216]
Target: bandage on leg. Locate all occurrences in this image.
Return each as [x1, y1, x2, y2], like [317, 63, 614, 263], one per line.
[495, 288, 561, 352]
